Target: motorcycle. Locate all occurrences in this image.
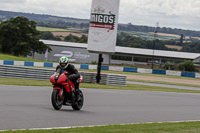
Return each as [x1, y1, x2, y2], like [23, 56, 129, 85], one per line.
[50, 68, 84, 110]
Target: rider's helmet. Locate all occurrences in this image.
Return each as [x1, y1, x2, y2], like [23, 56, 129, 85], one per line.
[59, 56, 69, 69]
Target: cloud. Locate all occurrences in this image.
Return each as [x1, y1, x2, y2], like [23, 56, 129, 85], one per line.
[0, 0, 26, 3]
[0, 0, 199, 30]
[119, 0, 200, 30]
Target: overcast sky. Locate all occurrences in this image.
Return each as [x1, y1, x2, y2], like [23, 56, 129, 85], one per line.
[0, 0, 199, 31]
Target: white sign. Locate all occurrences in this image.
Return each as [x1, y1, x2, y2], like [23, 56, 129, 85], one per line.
[87, 0, 120, 53]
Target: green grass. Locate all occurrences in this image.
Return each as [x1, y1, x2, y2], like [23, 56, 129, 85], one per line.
[36, 26, 82, 33]
[128, 78, 200, 88]
[0, 53, 55, 62]
[0, 78, 52, 86]
[2, 121, 200, 133]
[118, 30, 177, 41]
[1, 77, 200, 94]
[36, 26, 72, 32]
[79, 69, 199, 81]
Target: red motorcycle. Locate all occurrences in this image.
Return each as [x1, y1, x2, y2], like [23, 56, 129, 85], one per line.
[50, 68, 84, 110]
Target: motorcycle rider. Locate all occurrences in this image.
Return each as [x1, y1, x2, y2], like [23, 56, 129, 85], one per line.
[56, 56, 80, 101]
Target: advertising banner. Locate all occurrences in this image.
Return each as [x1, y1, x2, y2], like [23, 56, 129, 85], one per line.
[87, 0, 120, 53]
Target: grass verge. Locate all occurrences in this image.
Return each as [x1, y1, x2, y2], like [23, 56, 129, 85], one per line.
[1, 78, 200, 94]
[79, 69, 200, 81]
[2, 121, 200, 133]
[128, 78, 200, 88]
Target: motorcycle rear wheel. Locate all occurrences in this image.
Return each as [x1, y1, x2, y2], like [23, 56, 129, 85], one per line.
[51, 89, 63, 110]
[72, 90, 84, 110]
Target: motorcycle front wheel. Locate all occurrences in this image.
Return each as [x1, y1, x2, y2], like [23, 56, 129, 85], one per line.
[51, 89, 63, 110]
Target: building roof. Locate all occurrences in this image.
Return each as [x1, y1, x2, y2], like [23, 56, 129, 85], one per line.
[41, 40, 200, 60]
[115, 47, 200, 59]
[41, 39, 87, 48]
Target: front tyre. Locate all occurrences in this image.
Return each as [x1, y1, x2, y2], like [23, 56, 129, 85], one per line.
[51, 89, 63, 110]
[72, 90, 84, 110]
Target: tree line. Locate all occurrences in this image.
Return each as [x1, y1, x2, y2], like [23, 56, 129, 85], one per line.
[117, 32, 200, 53]
[40, 31, 87, 43]
[40, 30, 200, 53]
[0, 16, 51, 57]
[118, 23, 200, 37]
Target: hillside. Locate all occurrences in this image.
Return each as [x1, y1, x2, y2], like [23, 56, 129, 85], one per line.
[1, 10, 200, 40]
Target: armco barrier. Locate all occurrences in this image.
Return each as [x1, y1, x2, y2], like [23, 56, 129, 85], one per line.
[0, 65, 126, 86]
[195, 73, 200, 78]
[4, 60, 14, 65]
[101, 66, 109, 70]
[123, 67, 137, 72]
[152, 69, 166, 75]
[0, 60, 199, 79]
[80, 64, 89, 69]
[44, 62, 53, 67]
[109, 66, 123, 72]
[166, 70, 181, 77]
[24, 61, 34, 66]
[137, 68, 152, 74]
[181, 72, 196, 78]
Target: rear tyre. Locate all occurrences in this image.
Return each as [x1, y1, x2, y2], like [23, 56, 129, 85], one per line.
[72, 90, 84, 110]
[51, 89, 63, 110]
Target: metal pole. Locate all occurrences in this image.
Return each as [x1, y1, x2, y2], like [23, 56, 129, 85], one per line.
[152, 33, 156, 69]
[96, 54, 103, 83]
[152, 22, 158, 69]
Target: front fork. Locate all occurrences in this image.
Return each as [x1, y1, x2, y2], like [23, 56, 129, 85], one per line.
[54, 85, 75, 102]
[53, 86, 63, 98]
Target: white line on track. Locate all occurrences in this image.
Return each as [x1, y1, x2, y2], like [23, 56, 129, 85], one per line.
[1, 120, 200, 132]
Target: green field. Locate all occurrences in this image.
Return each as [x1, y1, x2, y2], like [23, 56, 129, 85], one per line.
[128, 78, 200, 88]
[36, 26, 72, 32]
[36, 26, 82, 33]
[2, 121, 200, 133]
[1, 77, 200, 94]
[80, 69, 199, 81]
[118, 30, 177, 40]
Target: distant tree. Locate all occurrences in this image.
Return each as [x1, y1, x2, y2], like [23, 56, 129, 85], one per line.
[64, 34, 74, 42]
[163, 61, 174, 70]
[180, 34, 184, 44]
[40, 31, 61, 41]
[128, 43, 144, 48]
[64, 34, 86, 43]
[78, 35, 88, 43]
[178, 60, 195, 72]
[0, 16, 51, 56]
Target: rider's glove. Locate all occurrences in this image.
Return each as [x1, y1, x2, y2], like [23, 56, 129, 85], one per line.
[67, 75, 74, 80]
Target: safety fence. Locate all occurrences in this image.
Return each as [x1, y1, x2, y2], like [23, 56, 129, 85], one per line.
[0, 65, 126, 86]
[0, 60, 199, 78]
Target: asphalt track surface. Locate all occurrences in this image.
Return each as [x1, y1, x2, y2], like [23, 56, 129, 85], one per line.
[1, 85, 200, 130]
[127, 81, 200, 91]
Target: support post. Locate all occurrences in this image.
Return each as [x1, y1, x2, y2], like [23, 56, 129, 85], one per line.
[152, 35, 156, 69]
[152, 23, 158, 69]
[96, 54, 103, 83]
